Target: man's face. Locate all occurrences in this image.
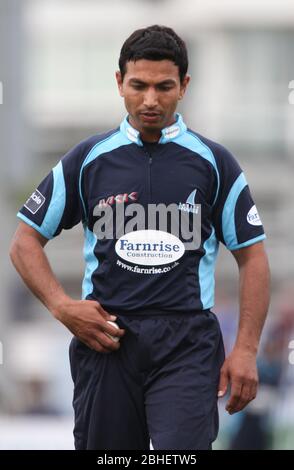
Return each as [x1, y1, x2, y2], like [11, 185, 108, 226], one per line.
[116, 59, 190, 142]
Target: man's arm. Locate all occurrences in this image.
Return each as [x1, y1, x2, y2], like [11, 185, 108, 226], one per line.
[9, 221, 125, 352]
[218, 241, 270, 414]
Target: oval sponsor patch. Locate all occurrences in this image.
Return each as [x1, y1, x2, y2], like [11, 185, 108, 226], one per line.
[247, 205, 262, 226]
[115, 230, 185, 266]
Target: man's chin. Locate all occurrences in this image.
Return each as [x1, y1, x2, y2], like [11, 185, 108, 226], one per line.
[139, 115, 162, 126]
[141, 122, 161, 129]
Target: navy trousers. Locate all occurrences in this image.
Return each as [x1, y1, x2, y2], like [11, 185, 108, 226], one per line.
[69, 310, 225, 450]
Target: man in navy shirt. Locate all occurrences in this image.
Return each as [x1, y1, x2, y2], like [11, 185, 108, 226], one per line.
[10, 25, 270, 450]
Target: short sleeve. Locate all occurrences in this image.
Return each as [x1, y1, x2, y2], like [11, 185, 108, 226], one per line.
[17, 142, 85, 239]
[212, 145, 266, 250]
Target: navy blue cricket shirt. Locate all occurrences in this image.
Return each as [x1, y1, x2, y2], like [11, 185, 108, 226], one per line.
[17, 113, 266, 314]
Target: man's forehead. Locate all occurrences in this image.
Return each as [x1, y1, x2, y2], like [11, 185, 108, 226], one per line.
[124, 59, 180, 81]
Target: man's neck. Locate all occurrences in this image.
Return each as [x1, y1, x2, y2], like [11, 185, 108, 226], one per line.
[140, 131, 160, 143]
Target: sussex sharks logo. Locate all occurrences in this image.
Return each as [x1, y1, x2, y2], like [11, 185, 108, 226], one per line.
[178, 189, 200, 214]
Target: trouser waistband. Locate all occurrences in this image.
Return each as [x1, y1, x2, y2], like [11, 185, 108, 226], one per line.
[113, 308, 210, 317]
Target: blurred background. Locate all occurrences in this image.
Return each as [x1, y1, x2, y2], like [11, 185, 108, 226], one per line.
[0, 0, 294, 449]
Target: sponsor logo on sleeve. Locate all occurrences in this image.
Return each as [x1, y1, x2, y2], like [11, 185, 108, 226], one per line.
[24, 189, 46, 214]
[247, 205, 262, 226]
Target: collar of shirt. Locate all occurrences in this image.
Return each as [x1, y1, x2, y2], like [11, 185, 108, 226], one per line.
[119, 113, 187, 146]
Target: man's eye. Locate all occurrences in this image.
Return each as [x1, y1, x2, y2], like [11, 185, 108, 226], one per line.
[158, 86, 173, 91]
[132, 84, 144, 90]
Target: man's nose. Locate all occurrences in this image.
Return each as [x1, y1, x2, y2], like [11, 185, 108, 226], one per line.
[143, 88, 158, 107]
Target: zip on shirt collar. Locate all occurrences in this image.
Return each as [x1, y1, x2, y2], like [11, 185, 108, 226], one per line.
[120, 113, 187, 146]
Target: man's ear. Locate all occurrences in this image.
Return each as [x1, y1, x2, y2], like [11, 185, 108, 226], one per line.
[179, 74, 191, 100]
[116, 71, 124, 97]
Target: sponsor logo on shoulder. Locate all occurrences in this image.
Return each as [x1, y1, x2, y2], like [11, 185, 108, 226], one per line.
[24, 190, 46, 214]
[247, 205, 262, 226]
[178, 189, 200, 214]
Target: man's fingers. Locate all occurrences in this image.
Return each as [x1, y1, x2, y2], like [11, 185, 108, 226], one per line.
[96, 330, 121, 351]
[226, 380, 242, 414]
[89, 334, 120, 352]
[104, 321, 126, 338]
[93, 344, 111, 354]
[226, 379, 258, 414]
[94, 317, 125, 339]
[238, 380, 258, 411]
[231, 384, 250, 413]
[83, 338, 111, 354]
[94, 301, 117, 321]
[218, 368, 229, 398]
[74, 301, 126, 351]
[250, 377, 258, 400]
[91, 303, 126, 337]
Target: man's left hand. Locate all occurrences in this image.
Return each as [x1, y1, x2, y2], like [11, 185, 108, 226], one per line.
[217, 348, 258, 414]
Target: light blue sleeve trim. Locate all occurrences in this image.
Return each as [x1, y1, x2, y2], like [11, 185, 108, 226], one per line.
[82, 227, 99, 299]
[17, 160, 66, 239]
[228, 234, 266, 251]
[174, 131, 220, 205]
[79, 131, 130, 219]
[40, 161, 66, 238]
[17, 212, 53, 239]
[222, 172, 247, 248]
[198, 226, 219, 309]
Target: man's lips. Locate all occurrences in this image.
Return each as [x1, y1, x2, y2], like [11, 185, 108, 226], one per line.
[140, 112, 161, 121]
[140, 111, 161, 115]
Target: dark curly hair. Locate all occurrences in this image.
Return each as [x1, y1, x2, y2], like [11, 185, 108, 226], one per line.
[119, 25, 188, 83]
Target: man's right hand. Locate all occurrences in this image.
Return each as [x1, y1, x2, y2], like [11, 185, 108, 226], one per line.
[52, 298, 126, 353]
[9, 223, 125, 354]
